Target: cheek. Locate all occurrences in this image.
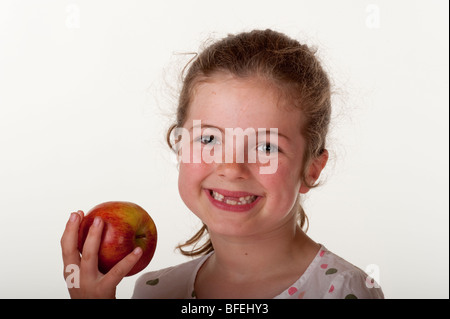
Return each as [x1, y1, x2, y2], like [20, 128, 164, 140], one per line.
[178, 162, 209, 201]
[260, 161, 301, 207]
[263, 157, 301, 186]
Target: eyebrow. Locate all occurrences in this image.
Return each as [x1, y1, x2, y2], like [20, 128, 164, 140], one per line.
[188, 122, 291, 141]
[189, 123, 224, 134]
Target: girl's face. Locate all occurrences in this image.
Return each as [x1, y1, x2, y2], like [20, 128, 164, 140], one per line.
[178, 74, 313, 239]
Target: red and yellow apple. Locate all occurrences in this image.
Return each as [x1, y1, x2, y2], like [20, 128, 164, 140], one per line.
[78, 201, 157, 276]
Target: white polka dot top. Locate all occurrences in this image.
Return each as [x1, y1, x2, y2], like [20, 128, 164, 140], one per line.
[132, 245, 384, 299]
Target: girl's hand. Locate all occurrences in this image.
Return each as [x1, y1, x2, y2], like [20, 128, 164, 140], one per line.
[60, 211, 143, 299]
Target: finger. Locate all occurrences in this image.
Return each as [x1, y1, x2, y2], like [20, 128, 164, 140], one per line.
[76, 210, 85, 220]
[80, 216, 104, 275]
[61, 212, 82, 275]
[101, 247, 143, 289]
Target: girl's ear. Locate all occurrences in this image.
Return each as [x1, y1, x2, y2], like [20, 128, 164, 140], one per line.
[299, 149, 329, 194]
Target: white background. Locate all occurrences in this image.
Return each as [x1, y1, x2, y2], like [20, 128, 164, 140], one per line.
[0, 0, 448, 299]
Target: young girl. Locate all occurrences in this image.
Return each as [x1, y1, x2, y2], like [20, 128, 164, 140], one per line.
[61, 29, 384, 299]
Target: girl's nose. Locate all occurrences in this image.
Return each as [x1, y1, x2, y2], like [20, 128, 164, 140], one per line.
[216, 162, 250, 180]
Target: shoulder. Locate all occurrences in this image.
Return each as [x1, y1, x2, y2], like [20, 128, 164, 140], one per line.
[319, 248, 384, 299]
[132, 254, 210, 299]
[282, 246, 384, 299]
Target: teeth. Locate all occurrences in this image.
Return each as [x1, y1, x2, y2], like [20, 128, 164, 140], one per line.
[211, 190, 257, 205]
[211, 191, 224, 200]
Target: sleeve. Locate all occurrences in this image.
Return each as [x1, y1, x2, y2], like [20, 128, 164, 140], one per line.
[131, 257, 203, 299]
[323, 269, 384, 299]
[131, 266, 180, 299]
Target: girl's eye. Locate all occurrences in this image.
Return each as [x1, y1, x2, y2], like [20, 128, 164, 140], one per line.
[199, 135, 219, 145]
[257, 143, 279, 154]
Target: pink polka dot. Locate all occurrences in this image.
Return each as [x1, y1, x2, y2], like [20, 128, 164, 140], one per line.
[288, 287, 298, 295]
[328, 285, 334, 293]
[320, 250, 325, 257]
[320, 263, 328, 269]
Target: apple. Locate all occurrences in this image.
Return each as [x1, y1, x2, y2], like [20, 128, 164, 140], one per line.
[78, 201, 157, 276]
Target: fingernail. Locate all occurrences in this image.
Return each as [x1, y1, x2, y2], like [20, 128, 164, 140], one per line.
[133, 247, 142, 255]
[69, 213, 78, 223]
[93, 216, 102, 227]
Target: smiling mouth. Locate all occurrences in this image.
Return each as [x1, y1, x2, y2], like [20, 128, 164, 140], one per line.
[208, 189, 258, 206]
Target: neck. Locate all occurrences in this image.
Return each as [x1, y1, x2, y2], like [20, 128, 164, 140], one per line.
[206, 222, 319, 282]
